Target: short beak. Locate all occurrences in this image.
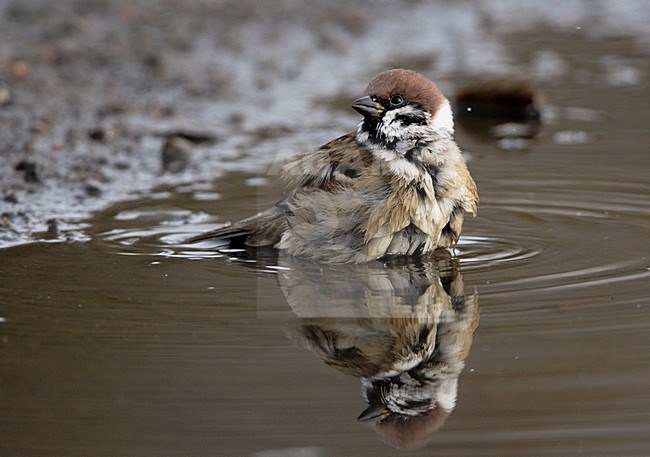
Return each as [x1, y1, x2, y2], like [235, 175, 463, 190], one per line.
[357, 403, 390, 423]
[352, 95, 384, 118]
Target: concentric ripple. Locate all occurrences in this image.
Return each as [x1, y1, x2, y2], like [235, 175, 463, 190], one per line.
[99, 208, 547, 273]
[97, 172, 650, 316]
[460, 173, 650, 330]
[455, 235, 543, 267]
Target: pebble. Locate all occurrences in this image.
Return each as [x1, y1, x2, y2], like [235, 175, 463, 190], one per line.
[455, 79, 543, 122]
[15, 160, 40, 183]
[158, 129, 218, 145]
[4, 193, 18, 204]
[46, 218, 59, 236]
[0, 86, 11, 106]
[84, 183, 102, 197]
[161, 136, 194, 173]
[10, 61, 31, 80]
[88, 126, 117, 142]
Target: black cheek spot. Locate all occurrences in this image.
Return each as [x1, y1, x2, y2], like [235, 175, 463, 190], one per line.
[343, 168, 358, 178]
[396, 113, 426, 126]
[412, 114, 427, 125]
[362, 118, 380, 137]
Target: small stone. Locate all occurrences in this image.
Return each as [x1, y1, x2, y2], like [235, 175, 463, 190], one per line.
[0, 86, 11, 106]
[142, 53, 160, 70]
[88, 127, 106, 141]
[10, 61, 31, 80]
[161, 136, 194, 173]
[88, 126, 116, 142]
[4, 194, 17, 204]
[84, 183, 102, 197]
[455, 79, 543, 121]
[454, 79, 543, 144]
[158, 129, 217, 145]
[47, 218, 59, 236]
[15, 160, 40, 183]
[229, 112, 245, 125]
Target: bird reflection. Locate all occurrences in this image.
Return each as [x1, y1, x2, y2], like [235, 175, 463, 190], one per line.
[276, 250, 479, 449]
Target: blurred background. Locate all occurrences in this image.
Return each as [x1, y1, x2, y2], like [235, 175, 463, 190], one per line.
[1, 0, 648, 240]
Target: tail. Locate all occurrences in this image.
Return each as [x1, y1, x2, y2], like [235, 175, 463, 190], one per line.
[185, 207, 287, 247]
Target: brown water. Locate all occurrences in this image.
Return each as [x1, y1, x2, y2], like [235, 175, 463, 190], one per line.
[2, 33, 650, 457]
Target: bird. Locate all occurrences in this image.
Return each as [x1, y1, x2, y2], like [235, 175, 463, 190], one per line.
[188, 69, 478, 263]
[281, 252, 480, 449]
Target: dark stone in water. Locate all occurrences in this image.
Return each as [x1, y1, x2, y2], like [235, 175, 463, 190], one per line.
[15, 160, 40, 183]
[88, 126, 117, 142]
[84, 183, 102, 197]
[88, 127, 106, 142]
[4, 193, 18, 204]
[0, 85, 11, 106]
[454, 79, 543, 149]
[454, 79, 542, 122]
[161, 136, 194, 173]
[157, 129, 218, 145]
[46, 218, 59, 236]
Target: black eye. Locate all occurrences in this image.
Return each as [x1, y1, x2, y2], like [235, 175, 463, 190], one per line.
[389, 95, 404, 107]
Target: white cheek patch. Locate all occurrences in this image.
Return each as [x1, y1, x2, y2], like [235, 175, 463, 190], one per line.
[355, 100, 455, 182]
[377, 105, 423, 141]
[376, 110, 401, 140]
[430, 99, 454, 134]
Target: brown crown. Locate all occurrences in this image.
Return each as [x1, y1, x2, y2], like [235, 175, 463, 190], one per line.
[365, 69, 446, 114]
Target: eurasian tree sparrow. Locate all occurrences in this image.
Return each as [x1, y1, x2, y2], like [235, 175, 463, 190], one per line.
[282, 253, 479, 449]
[189, 69, 478, 263]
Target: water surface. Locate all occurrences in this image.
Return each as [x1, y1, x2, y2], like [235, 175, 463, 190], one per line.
[2, 26, 650, 457]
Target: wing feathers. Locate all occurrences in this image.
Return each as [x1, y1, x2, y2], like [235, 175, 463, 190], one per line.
[281, 132, 370, 191]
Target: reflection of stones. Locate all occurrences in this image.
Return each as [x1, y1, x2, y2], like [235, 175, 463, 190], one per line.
[278, 251, 479, 449]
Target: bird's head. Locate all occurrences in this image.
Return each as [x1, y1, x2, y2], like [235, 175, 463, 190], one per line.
[353, 69, 454, 154]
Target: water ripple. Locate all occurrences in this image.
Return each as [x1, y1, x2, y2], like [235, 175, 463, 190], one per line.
[97, 172, 650, 318]
[456, 235, 543, 267]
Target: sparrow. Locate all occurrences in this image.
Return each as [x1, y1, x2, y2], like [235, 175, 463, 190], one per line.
[281, 252, 479, 449]
[188, 69, 478, 263]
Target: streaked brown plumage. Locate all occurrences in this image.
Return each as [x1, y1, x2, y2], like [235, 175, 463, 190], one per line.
[188, 69, 478, 263]
[281, 252, 479, 449]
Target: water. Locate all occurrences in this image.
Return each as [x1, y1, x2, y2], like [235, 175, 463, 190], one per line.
[2, 17, 650, 457]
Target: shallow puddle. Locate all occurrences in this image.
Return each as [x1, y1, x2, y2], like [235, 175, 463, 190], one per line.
[2, 24, 650, 457]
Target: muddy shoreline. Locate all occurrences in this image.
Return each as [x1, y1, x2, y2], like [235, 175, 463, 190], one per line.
[1, 0, 649, 247]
